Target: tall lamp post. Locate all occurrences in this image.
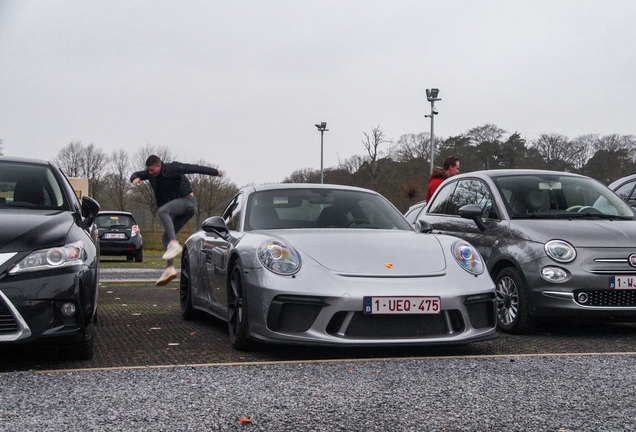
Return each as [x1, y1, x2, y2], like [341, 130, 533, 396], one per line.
[315, 122, 329, 183]
[425, 88, 441, 176]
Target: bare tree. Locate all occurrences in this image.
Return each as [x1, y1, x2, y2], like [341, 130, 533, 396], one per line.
[530, 133, 576, 171]
[104, 149, 131, 211]
[189, 162, 239, 228]
[82, 143, 109, 198]
[361, 125, 389, 184]
[54, 141, 108, 197]
[389, 132, 432, 163]
[283, 168, 321, 183]
[466, 124, 507, 147]
[54, 141, 85, 177]
[570, 134, 599, 170]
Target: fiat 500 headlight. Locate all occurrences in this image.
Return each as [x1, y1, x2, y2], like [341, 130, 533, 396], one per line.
[451, 240, 484, 275]
[545, 240, 576, 263]
[9, 240, 85, 274]
[258, 240, 301, 275]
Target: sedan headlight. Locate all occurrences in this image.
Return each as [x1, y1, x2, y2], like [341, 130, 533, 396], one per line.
[545, 240, 576, 263]
[258, 240, 301, 275]
[451, 240, 484, 275]
[9, 240, 85, 274]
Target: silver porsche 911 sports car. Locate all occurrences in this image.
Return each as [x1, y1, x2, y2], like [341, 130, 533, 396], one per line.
[179, 184, 497, 350]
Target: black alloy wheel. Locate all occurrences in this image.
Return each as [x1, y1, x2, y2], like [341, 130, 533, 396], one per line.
[179, 249, 197, 320]
[227, 262, 254, 351]
[494, 267, 535, 334]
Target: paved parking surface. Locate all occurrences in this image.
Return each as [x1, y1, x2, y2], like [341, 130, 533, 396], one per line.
[2, 281, 636, 372]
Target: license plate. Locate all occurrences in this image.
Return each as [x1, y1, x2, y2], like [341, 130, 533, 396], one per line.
[609, 276, 636, 289]
[363, 296, 441, 314]
[104, 233, 126, 239]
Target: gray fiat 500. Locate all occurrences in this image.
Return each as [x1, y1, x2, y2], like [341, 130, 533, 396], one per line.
[413, 169, 636, 333]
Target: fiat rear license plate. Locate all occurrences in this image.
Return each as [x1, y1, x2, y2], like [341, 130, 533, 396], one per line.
[364, 296, 440, 314]
[104, 233, 126, 239]
[610, 276, 636, 289]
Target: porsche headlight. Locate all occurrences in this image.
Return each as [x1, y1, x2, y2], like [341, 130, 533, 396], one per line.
[258, 240, 301, 275]
[545, 240, 576, 263]
[9, 241, 85, 274]
[451, 240, 484, 275]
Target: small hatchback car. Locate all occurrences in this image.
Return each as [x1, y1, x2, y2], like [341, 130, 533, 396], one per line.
[412, 169, 636, 334]
[96, 211, 143, 262]
[0, 156, 100, 359]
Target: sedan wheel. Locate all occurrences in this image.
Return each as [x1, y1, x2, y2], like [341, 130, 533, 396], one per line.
[494, 267, 535, 334]
[227, 262, 255, 351]
[179, 250, 197, 320]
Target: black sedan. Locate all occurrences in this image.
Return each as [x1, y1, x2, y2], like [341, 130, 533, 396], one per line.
[412, 169, 636, 334]
[0, 156, 100, 359]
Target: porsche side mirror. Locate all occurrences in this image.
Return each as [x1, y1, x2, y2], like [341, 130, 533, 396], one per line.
[459, 204, 487, 232]
[202, 216, 229, 236]
[415, 219, 433, 233]
[81, 196, 100, 228]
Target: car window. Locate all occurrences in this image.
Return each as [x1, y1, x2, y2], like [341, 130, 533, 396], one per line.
[222, 192, 244, 231]
[96, 215, 135, 228]
[494, 174, 634, 218]
[244, 188, 412, 231]
[613, 181, 636, 206]
[0, 161, 65, 209]
[426, 182, 456, 215]
[404, 203, 425, 224]
[446, 179, 497, 219]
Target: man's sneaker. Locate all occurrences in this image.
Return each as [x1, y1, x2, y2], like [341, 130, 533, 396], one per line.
[162, 242, 183, 260]
[156, 268, 178, 286]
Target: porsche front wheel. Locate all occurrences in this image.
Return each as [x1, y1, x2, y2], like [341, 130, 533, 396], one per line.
[227, 262, 254, 351]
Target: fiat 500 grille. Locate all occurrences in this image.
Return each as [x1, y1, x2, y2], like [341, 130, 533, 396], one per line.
[0, 301, 19, 334]
[577, 290, 636, 307]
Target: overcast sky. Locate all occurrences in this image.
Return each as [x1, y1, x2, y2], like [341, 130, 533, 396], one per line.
[1, 1, 635, 187]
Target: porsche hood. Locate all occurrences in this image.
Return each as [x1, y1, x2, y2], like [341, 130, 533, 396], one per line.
[269, 230, 447, 277]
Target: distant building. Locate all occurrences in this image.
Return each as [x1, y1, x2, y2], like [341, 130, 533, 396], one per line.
[68, 177, 89, 199]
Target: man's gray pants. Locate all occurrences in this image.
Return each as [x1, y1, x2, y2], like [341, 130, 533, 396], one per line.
[157, 195, 197, 267]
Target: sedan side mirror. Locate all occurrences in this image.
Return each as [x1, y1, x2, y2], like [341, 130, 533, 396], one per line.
[415, 219, 433, 233]
[81, 196, 100, 228]
[459, 204, 487, 232]
[202, 216, 229, 236]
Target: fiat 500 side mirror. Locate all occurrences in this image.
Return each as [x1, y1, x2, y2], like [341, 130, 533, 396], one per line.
[459, 204, 487, 232]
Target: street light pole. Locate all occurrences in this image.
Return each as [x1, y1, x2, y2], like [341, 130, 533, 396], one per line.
[425, 89, 441, 176]
[315, 122, 328, 183]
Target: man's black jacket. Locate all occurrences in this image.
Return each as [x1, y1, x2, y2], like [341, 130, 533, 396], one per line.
[130, 161, 220, 208]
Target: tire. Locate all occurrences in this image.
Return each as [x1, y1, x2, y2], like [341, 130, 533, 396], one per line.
[127, 255, 133, 261]
[494, 267, 536, 334]
[64, 333, 94, 360]
[135, 249, 143, 263]
[227, 262, 257, 351]
[179, 249, 197, 321]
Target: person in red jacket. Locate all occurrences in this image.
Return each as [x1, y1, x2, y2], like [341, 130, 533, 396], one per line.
[426, 155, 460, 202]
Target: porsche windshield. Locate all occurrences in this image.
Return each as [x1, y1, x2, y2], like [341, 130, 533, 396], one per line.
[245, 188, 412, 231]
[0, 161, 65, 209]
[494, 174, 634, 219]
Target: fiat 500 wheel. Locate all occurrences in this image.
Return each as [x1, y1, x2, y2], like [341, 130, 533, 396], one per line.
[494, 267, 535, 334]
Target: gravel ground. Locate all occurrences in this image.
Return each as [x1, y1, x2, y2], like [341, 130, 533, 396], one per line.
[1, 354, 635, 431]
